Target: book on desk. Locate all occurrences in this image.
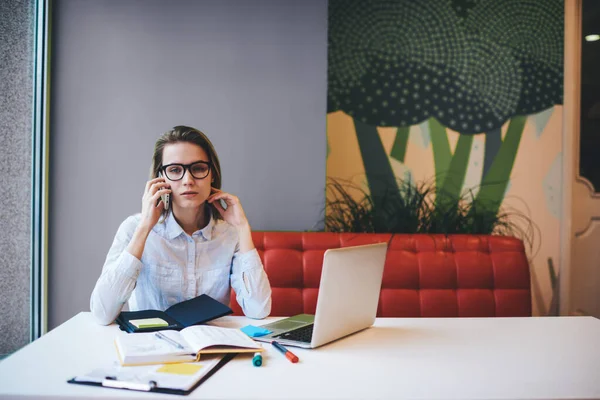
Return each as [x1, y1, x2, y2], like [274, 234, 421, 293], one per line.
[115, 294, 233, 333]
[68, 353, 236, 396]
[115, 325, 263, 366]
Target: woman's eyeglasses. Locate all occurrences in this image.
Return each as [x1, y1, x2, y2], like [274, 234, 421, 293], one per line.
[160, 161, 211, 181]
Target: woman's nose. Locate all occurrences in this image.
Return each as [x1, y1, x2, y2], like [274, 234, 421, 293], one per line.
[182, 169, 195, 184]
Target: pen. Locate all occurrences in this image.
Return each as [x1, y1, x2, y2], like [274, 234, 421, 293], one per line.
[252, 352, 263, 367]
[272, 341, 299, 363]
[102, 378, 155, 391]
[155, 332, 184, 349]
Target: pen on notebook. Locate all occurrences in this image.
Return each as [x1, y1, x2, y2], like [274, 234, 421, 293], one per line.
[272, 341, 299, 363]
[154, 332, 184, 349]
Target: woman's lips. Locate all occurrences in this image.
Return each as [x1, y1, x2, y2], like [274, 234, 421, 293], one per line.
[181, 192, 198, 198]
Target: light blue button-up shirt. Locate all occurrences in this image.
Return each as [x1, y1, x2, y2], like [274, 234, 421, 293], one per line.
[90, 212, 272, 325]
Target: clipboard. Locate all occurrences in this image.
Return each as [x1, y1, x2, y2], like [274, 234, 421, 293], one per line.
[67, 353, 236, 396]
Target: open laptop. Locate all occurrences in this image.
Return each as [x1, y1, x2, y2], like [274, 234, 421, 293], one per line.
[254, 242, 388, 349]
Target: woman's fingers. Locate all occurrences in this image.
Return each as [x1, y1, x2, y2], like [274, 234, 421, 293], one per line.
[208, 191, 238, 206]
[208, 187, 228, 200]
[207, 187, 221, 200]
[145, 177, 165, 192]
[149, 181, 170, 195]
[150, 188, 171, 203]
[139, 180, 171, 230]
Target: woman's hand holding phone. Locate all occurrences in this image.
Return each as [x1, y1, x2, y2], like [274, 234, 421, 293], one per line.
[125, 177, 171, 261]
[139, 177, 171, 232]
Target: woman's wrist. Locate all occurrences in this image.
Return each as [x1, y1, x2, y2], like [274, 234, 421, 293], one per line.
[127, 225, 151, 261]
[236, 223, 255, 253]
[135, 223, 153, 238]
[235, 222, 251, 234]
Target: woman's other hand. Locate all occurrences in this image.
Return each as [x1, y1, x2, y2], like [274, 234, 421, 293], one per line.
[207, 188, 255, 253]
[207, 188, 249, 229]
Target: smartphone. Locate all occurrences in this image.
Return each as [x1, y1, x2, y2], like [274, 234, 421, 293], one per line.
[158, 172, 170, 210]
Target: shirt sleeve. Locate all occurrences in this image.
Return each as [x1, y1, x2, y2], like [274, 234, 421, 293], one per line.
[230, 247, 272, 319]
[90, 216, 143, 325]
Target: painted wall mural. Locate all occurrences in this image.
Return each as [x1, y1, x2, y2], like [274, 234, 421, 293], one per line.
[326, 0, 564, 315]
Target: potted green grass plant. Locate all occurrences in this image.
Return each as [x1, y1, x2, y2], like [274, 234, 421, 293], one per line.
[324, 177, 538, 254]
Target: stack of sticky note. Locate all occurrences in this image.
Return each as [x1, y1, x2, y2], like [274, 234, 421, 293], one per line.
[240, 325, 272, 338]
[129, 317, 169, 329]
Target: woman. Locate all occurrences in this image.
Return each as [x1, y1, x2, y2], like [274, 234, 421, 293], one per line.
[90, 126, 272, 325]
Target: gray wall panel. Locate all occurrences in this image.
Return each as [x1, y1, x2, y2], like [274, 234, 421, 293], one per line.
[49, 0, 327, 328]
[0, 0, 35, 354]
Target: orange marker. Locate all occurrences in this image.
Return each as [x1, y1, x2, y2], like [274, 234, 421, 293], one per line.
[272, 341, 299, 363]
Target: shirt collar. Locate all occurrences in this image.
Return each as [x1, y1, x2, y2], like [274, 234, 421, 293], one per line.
[198, 213, 215, 241]
[164, 212, 184, 240]
[163, 211, 214, 240]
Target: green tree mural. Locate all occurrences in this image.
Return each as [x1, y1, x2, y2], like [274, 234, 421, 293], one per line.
[328, 0, 563, 220]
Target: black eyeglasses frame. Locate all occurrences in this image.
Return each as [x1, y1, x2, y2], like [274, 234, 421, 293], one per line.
[160, 161, 212, 181]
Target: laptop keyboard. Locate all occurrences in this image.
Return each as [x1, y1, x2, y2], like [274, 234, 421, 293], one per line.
[273, 324, 314, 343]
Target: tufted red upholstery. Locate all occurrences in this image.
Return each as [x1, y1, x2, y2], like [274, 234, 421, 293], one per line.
[230, 232, 531, 317]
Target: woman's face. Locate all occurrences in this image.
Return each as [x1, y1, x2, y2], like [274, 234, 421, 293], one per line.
[161, 142, 213, 211]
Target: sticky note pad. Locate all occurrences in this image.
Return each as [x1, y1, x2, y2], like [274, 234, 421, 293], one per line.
[240, 325, 272, 338]
[157, 363, 202, 376]
[129, 317, 169, 329]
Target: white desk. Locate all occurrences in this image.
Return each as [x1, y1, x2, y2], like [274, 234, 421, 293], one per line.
[0, 313, 599, 399]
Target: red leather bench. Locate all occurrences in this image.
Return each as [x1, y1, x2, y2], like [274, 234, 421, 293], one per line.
[230, 232, 532, 317]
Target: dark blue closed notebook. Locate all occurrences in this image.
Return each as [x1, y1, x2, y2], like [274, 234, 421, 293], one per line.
[116, 294, 233, 333]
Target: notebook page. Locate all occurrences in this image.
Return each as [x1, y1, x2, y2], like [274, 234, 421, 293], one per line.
[115, 330, 196, 365]
[180, 325, 261, 352]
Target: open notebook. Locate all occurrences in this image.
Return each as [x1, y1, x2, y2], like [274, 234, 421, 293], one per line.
[115, 325, 263, 366]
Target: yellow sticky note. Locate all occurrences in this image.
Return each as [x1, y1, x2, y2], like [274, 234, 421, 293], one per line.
[157, 364, 203, 376]
[129, 317, 169, 328]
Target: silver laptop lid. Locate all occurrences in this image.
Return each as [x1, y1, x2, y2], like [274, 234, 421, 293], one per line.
[310, 242, 387, 348]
